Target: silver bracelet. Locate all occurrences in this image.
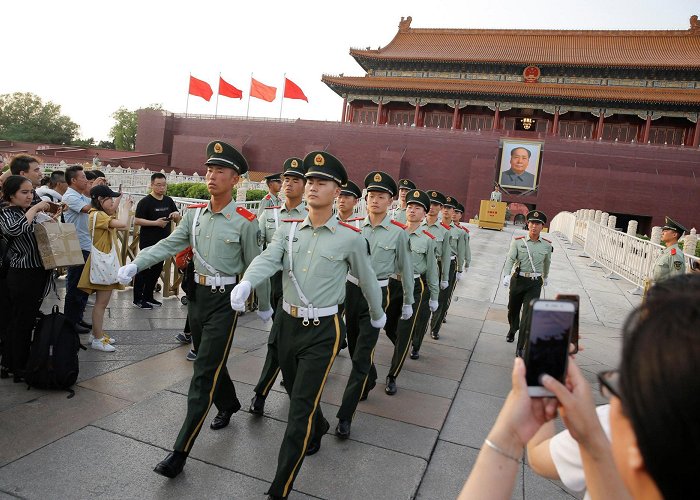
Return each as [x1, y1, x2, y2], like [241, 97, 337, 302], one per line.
[484, 438, 521, 463]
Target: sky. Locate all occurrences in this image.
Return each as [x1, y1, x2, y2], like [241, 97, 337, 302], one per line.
[2, 0, 698, 142]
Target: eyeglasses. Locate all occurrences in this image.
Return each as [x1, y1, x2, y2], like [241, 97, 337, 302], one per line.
[597, 370, 622, 400]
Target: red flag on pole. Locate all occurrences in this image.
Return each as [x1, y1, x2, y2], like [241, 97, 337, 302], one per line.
[218, 76, 242, 99]
[250, 78, 277, 102]
[283, 78, 308, 102]
[188, 75, 213, 101]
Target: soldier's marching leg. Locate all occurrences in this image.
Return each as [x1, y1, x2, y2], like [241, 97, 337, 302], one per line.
[515, 278, 543, 354]
[387, 277, 425, 394]
[173, 284, 241, 454]
[430, 259, 456, 338]
[443, 260, 459, 314]
[383, 278, 403, 345]
[268, 312, 342, 499]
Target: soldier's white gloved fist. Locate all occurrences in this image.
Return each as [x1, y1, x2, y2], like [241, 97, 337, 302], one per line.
[456, 272, 463, 281]
[370, 313, 387, 329]
[440, 280, 449, 290]
[502, 275, 511, 287]
[117, 263, 138, 284]
[400, 305, 413, 320]
[257, 308, 273, 323]
[230, 281, 252, 312]
[543, 278, 549, 286]
[429, 300, 439, 312]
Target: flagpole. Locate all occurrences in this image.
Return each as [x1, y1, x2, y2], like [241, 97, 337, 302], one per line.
[215, 72, 220, 117]
[185, 73, 191, 117]
[279, 73, 285, 120]
[246, 73, 252, 119]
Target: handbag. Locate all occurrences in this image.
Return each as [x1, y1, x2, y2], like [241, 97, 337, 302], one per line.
[88, 212, 119, 285]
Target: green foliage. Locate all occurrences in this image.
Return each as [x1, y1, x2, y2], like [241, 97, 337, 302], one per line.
[246, 189, 267, 201]
[185, 184, 211, 200]
[166, 182, 197, 197]
[109, 104, 162, 151]
[71, 137, 96, 148]
[678, 240, 700, 258]
[0, 92, 79, 144]
[98, 140, 115, 149]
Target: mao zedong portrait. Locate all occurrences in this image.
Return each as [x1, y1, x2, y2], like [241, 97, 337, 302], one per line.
[500, 147, 536, 189]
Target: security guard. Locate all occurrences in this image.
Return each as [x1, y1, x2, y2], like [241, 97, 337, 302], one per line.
[117, 141, 271, 478]
[257, 172, 283, 216]
[392, 178, 416, 223]
[430, 195, 465, 339]
[653, 216, 687, 283]
[502, 210, 553, 353]
[336, 179, 363, 226]
[229, 151, 385, 500]
[384, 190, 439, 392]
[336, 170, 414, 440]
[490, 183, 502, 202]
[250, 158, 307, 415]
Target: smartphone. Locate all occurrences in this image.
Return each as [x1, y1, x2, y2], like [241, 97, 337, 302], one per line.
[524, 299, 576, 397]
[555, 294, 580, 354]
[118, 183, 123, 193]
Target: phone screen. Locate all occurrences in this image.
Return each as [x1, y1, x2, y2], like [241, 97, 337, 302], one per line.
[525, 301, 575, 389]
[556, 294, 580, 353]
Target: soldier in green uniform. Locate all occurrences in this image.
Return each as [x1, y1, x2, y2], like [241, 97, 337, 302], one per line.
[384, 190, 439, 392]
[652, 216, 687, 283]
[335, 170, 414, 440]
[453, 202, 471, 273]
[430, 195, 465, 339]
[336, 179, 363, 226]
[392, 178, 416, 224]
[229, 151, 385, 500]
[117, 141, 271, 478]
[250, 158, 307, 415]
[257, 172, 283, 217]
[501, 210, 553, 354]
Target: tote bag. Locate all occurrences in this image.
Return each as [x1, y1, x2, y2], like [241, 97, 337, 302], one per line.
[89, 213, 119, 285]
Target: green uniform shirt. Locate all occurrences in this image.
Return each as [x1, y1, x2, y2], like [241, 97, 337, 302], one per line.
[652, 243, 686, 282]
[242, 215, 384, 320]
[503, 235, 553, 278]
[133, 199, 270, 310]
[257, 192, 281, 217]
[392, 207, 407, 224]
[456, 223, 472, 269]
[422, 219, 451, 282]
[356, 214, 414, 306]
[408, 228, 440, 301]
[446, 222, 466, 271]
[259, 200, 305, 244]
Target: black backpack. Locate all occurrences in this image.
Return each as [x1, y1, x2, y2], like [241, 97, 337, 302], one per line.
[25, 306, 86, 397]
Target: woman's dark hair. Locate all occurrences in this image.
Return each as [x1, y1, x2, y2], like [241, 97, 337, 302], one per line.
[91, 197, 106, 210]
[619, 274, 700, 499]
[2, 175, 33, 203]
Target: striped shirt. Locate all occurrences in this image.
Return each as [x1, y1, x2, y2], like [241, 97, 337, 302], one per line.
[0, 206, 44, 269]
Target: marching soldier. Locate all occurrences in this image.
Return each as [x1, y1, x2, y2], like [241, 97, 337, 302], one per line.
[392, 178, 416, 223]
[336, 171, 414, 440]
[501, 210, 553, 353]
[229, 151, 385, 500]
[117, 141, 271, 478]
[336, 179, 363, 226]
[384, 190, 439, 392]
[250, 158, 307, 416]
[453, 202, 471, 274]
[652, 216, 687, 283]
[257, 172, 283, 217]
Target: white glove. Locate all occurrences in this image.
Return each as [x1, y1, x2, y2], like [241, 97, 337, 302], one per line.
[370, 313, 387, 329]
[456, 272, 463, 282]
[230, 281, 252, 311]
[543, 278, 549, 286]
[440, 280, 449, 290]
[117, 263, 138, 284]
[463, 267, 469, 273]
[400, 305, 413, 320]
[257, 308, 273, 322]
[429, 300, 439, 312]
[502, 275, 511, 287]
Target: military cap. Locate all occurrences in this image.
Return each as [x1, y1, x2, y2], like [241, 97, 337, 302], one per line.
[427, 190, 446, 206]
[205, 141, 248, 174]
[454, 202, 464, 213]
[264, 172, 282, 182]
[340, 179, 362, 199]
[527, 210, 547, 224]
[662, 216, 687, 236]
[406, 189, 430, 211]
[364, 171, 397, 197]
[282, 157, 306, 179]
[444, 195, 457, 208]
[398, 178, 417, 191]
[303, 151, 347, 185]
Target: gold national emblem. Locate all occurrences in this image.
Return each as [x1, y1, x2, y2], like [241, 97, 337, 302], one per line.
[413, 191, 420, 198]
[314, 154, 325, 166]
[291, 159, 299, 168]
[403, 180, 408, 185]
[534, 211, 539, 217]
[447, 197, 452, 202]
[214, 143, 223, 154]
[374, 173, 382, 182]
[431, 191, 437, 197]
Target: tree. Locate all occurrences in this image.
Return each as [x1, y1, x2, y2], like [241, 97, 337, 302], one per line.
[71, 137, 96, 148]
[0, 92, 80, 144]
[110, 104, 162, 151]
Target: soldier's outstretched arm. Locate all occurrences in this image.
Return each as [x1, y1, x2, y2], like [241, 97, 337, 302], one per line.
[503, 239, 519, 277]
[241, 224, 285, 291]
[241, 215, 271, 311]
[465, 233, 472, 268]
[426, 238, 440, 301]
[133, 210, 192, 271]
[456, 230, 466, 271]
[441, 236, 451, 282]
[543, 244, 552, 280]
[396, 230, 415, 305]
[349, 236, 384, 321]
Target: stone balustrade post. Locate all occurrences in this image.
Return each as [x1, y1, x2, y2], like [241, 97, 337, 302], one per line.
[608, 215, 616, 229]
[683, 228, 698, 257]
[627, 220, 638, 236]
[651, 226, 662, 245]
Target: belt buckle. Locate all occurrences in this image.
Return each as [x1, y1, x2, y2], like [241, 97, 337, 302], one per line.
[290, 305, 298, 318]
[198, 275, 207, 286]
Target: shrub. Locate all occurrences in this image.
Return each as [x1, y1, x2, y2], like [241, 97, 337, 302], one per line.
[246, 189, 267, 201]
[185, 184, 211, 200]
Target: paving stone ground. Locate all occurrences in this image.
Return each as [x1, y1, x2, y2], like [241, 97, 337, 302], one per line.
[0, 223, 639, 499]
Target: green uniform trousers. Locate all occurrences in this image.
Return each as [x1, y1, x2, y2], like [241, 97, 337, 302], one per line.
[383, 278, 404, 341]
[254, 271, 283, 397]
[430, 259, 456, 335]
[174, 284, 240, 453]
[387, 276, 426, 378]
[337, 282, 389, 420]
[507, 274, 543, 351]
[269, 310, 343, 498]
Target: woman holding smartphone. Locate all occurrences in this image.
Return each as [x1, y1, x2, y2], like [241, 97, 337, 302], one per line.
[0, 176, 53, 382]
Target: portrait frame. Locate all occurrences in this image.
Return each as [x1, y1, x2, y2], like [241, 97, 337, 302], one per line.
[497, 139, 544, 191]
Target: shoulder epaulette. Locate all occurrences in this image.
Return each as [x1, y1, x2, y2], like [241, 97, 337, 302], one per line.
[265, 206, 281, 209]
[264, 194, 271, 200]
[542, 237, 552, 244]
[515, 236, 525, 240]
[186, 203, 208, 208]
[423, 230, 436, 239]
[441, 222, 451, 230]
[282, 218, 304, 223]
[339, 220, 361, 232]
[671, 248, 677, 255]
[459, 225, 470, 233]
[236, 206, 256, 222]
[391, 219, 408, 230]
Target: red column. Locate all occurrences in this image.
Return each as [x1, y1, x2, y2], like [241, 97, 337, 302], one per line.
[413, 102, 420, 127]
[643, 115, 652, 143]
[596, 111, 605, 140]
[348, 105, 355, 124]
[451, 103, 459, 130]
[693, 121, 700, 147]
[376, 100, 383, 126]
[492, 105, 500, 131]
[341, 96, 348, 123]
[552, 108, 560, 135]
